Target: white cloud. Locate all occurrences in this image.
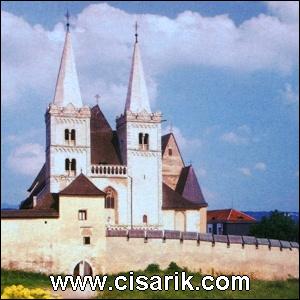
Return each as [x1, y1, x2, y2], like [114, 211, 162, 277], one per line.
[7, 143, 45, 176]
[238, 167, 252, 176]
[254, 162, 267, 171]
[221, 132, 248, 145]
[281, 83, 299, 105]
[1, 2, 299, 112]
[266, 1, 299, 24]
[220, 125, 253, 145]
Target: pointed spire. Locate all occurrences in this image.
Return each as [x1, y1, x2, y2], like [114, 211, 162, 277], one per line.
[125, 24, 151, 113]
[53, 12, 83, 108]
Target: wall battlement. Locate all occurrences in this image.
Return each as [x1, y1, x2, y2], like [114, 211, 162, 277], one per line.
[105, 229, 299, 280]
[106, 229, 299, 250]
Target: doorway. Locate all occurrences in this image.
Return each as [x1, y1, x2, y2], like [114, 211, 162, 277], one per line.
[73, 260, 93, 276]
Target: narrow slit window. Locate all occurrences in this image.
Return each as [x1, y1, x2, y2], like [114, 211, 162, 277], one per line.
[65, 159, 70, 171]
[71, 129, 76, 141]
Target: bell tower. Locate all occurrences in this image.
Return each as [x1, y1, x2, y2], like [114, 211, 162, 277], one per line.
[117, 24, 163, 227]
[45, 14, 91, 193]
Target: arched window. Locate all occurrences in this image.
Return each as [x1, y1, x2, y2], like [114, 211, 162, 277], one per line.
[65, 158, 70, 171]
[168, 148, 173, 156]
[143, 214, 148, 224]
[64, 129, 69, 141]
[138, 133, 149, 150]
[139, 133, 143, 147]
[71, 129, 76, 141]
[104, 187, 115, 209]
[144, 134, 149, 150]
[71, 159, 76, 171]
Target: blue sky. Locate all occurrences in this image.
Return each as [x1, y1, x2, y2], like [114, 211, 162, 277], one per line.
[1, 1, 299, 211]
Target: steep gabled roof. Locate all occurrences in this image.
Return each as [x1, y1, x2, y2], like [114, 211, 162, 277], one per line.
[207, 209, 256, 223]
[90, 105, 122, 165]
[162, 183, 207, 210]
[176, 166, 207, 206]
[60, 173, 106, 196]
[161, 133, 185, 165]
[27, 164, 46, 193]
[161, 133, 171, 154]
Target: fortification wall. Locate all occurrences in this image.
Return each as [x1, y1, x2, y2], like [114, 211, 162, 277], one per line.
[1, 219, 299, 280]
[105, 230, 299, 280]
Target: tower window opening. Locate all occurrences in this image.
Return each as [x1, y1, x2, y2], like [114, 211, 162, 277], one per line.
[71, 129, 76, 141]
[138, 133, 149, 150]
[65, 158, 70, 171]
[64, 129, 69, 141]
[70, 159, 76, 176]
[64, 129, 76, 145]
[168, 148, 173, 156]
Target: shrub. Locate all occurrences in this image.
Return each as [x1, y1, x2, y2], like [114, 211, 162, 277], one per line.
[145, 264, 160, 273]
[1, 285, 59, 299]
[167, 262, 183, 273]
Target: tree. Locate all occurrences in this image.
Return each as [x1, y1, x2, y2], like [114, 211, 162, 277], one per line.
[250, 210, 299, 242]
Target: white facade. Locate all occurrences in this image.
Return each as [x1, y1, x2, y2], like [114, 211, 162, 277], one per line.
[38, 27, 206, 232]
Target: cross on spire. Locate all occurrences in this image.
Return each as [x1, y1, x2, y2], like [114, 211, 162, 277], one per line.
[65, 10, 70, 32]
[95, 94, 100, 105]
[134, 21, 138, 43]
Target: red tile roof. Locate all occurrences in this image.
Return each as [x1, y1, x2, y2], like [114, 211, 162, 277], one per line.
[60, 173, 106, 196]
[207, 209, 256, 223]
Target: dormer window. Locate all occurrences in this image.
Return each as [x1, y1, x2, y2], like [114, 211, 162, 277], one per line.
[138, 133, 149, 151]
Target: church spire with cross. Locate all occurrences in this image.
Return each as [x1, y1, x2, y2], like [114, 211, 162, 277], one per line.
[53, 11, 83, 107]
[124, 22, 151, 113]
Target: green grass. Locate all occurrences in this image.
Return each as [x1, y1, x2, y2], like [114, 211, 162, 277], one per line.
[97, 264, 299, 299]
[1, 269, 51, 294]
[1, 264, 299, 299]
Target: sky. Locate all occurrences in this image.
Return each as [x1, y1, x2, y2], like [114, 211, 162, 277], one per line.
[1, 1, 299, 211]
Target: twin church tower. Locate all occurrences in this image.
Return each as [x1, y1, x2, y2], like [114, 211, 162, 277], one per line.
[23, 19, 207, 232]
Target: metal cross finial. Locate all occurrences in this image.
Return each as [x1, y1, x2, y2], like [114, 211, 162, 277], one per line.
[65, 10, 70, 32]
[135, 21, 138, 43]
[95, 94, 100, 105]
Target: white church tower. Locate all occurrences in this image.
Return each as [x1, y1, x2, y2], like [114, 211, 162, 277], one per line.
[45, 18, 91, 194]
[117, 25, 163, 227]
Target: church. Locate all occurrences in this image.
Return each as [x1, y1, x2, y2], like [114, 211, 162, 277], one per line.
[2, 20, 298, 281]
[11, 22, 208, 233]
